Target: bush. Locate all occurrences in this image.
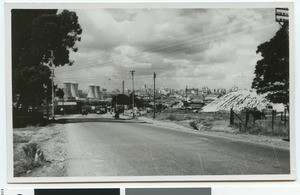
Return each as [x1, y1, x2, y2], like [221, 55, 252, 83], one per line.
[246, 120, 289, 136]
[23, 142, 38, 161]
[13, 110, 48, 128]
[14, 142, 43, 176]
[189, 121, 198, 130]
[166, 114, 179, 121]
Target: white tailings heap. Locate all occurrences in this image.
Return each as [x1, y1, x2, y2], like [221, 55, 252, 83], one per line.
[202, 90, 284, 112]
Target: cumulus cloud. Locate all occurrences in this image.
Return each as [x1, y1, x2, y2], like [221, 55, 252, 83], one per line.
[55, 8, 279, 91]
[107, 9, 137, 22]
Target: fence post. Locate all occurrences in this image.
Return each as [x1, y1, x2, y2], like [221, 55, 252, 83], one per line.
[281, 112, 283, 121]
[230, 108, 234, 125]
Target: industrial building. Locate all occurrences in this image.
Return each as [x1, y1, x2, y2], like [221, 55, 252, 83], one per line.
[55, 83, 110, 114]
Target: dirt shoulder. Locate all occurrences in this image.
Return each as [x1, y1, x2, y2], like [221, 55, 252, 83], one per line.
[13, 123, 67, 177]
[138, 116, 289, 150]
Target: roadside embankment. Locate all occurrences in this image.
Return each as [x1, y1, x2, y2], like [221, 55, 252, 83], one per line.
[138, 111, 289, 150]
[13, 123, 67, 177]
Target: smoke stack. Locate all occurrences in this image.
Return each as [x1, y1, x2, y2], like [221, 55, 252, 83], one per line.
[87, 85, 96, 99]
[71, 83, 79, 98]
[62, 82, 72, 99]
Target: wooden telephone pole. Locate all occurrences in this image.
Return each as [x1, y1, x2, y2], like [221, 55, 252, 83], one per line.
[185, 86, 188, 110]
[50, 50, 55, 120]
[153, 72, 156, 119]
[130, 70, 135, 118]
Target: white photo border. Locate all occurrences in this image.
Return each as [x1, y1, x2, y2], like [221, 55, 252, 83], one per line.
[5, 2, 296, 183]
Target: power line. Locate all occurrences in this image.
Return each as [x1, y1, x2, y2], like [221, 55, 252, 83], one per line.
[56, 21, 274, 78]
[55, 21, 277, 82]
[123, 10, 274, 51]
[57, 18, 274, 76]
[53, 21, 277, 90]
[60, 9, 272, 66]
[55, 16, 275, 75]
[57, 13, 272, 74]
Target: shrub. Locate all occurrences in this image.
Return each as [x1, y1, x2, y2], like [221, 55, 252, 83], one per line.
[23, 142, 38, 161]
[14, 142, 43, 176]
[189, 121, 199, 130]
[167, 114, 179, 121]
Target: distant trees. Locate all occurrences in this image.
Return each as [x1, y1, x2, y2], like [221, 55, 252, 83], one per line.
[12, 9, 82, 110]
[112, 94, 131, 105]
[55, 88, 65, 100]
[111, 94, 148, 108]
[252, 23, 289, 109]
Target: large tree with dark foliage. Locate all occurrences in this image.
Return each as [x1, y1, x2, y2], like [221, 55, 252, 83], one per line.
[252, 23, 289, 109]
[12, 9, 82, 109]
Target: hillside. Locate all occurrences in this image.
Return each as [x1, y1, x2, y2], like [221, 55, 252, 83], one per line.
[202, 90, 284, 112]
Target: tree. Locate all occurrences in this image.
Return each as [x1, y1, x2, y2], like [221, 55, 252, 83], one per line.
[252, 23, 289, 109]
[55, 87, 65, 99]
[112, 94, 131, 105]
[12, 9, 82, 109]
[129, 93, 145, 108]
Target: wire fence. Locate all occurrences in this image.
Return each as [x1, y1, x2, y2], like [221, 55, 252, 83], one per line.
[230, 108, 289, 136]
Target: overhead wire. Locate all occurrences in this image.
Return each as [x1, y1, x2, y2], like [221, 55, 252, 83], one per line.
[56, 17, 275, 75]
[55, 20, 277, 82]
[55, 12, 276, 75]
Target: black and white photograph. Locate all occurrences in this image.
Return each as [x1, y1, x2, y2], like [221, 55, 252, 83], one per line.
[5, 3, 295, 182]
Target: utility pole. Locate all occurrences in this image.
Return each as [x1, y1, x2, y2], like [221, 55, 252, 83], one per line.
[185, 86, 187, 102]
[51, 69, 55, 119]
[116, 94, 118, 112]
[50, 50, 55, 120]
[122, 81, 125, 94]
[130, 70, 135, 118]
[46, 87, 49, 119]
[153, 72, 156, 119]
[185, 86, 188, 110]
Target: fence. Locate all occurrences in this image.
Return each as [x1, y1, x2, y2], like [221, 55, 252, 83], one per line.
[230, 108, 289, 136]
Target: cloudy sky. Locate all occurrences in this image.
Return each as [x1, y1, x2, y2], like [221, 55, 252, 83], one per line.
[54, 8, 279, 92]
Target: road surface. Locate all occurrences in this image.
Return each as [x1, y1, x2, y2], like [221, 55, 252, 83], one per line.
[64, 118, 290, 176]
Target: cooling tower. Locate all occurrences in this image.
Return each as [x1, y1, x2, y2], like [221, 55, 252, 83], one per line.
[62, 82, 72, 99]
[94, 86, 100, 99]
[71, 83, 79, 98]
[87, 85, 96, 99]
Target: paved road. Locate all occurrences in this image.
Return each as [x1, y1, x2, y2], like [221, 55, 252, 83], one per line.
[64, 119, 290, 176]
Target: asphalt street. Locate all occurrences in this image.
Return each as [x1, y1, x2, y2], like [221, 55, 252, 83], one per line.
[65, 119, 290, 176]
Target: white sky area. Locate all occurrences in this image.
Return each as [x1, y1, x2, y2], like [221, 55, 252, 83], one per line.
[54, 8, 280, 92]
